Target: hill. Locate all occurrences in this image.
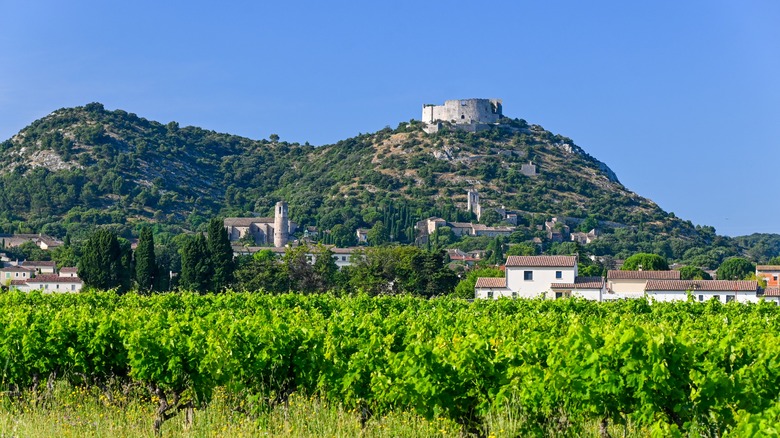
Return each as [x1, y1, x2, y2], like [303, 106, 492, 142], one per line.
[0, 103, 776, 266]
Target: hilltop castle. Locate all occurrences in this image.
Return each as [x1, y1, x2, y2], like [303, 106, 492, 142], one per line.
[422, 98, 503, 133]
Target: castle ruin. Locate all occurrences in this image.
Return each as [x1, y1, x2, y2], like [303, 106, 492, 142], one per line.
[422, 98, 503, 133]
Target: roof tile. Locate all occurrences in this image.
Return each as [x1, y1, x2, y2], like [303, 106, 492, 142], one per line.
[474, 277, 507, 288]
[608, 270, 681, 280]
[505, 256, 577, 268]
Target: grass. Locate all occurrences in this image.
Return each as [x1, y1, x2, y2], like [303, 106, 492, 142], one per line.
[0, 381, 657, 437]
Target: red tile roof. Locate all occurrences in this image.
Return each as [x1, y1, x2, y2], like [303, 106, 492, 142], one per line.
[59, 267, 78, 273]
[757, 265, 780, 271]
[27, 275, 83, 284]
[764, 287, 780, 297]
[505, 256, 576, 268]
[645, 280, 758, 292]
[608, 270, 681, 280]
[10, 280, 27, 285]
[0, 266, 34, 273]
[551, 276, 605, 290]
[21, 261, 56, 267]
[474, 277, 508, 288]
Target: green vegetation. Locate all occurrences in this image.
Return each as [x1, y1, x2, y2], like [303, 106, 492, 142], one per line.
[621, 253, 669, 271]
[716, 257, 756, 281]
[0, 103, 778, 268]
[1, 291, 780, 437]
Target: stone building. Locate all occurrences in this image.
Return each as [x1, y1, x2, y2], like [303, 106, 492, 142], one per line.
[422, 98, 503, 133]
[224, 201, 297, 247]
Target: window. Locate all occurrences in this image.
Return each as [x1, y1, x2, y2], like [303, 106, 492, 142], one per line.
[555, 292, 563, 299]
[774, 275, 779, 281]
[511, 292, 518, 299]
[555, 271, 562, 279]
[487, 291, 494, 299]
[524, 271, 533, 281]
[726, 295, 735, 303]
[698, 295, 704, 302]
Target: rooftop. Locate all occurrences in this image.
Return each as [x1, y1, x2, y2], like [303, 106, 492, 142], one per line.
[505, 255, 577, 268]
[474, 277, 508, 289]
[551, 276, 605, 290]
[608, 270, 681, 280]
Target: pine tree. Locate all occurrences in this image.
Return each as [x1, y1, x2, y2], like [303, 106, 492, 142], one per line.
[207, 218, 235, 291]
[134, 226, 156, 292]
[179, 234, 213, 293]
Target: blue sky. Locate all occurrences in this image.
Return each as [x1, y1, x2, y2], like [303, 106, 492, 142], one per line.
[1, 1, 778, 236]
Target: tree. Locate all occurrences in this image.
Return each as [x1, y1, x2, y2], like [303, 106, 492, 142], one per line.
[283, 244, 319, 293]
[134, 226, 156, 292]
[453, 267, 503, 299]
[330, 224, 356, 247]
[312, 244, 338, 292]
[621, 253, 669, 271]
[234, 250, 286, 293]
[406, 250, 458, 297]
[79, 228, 129, 292]
[678, 266, 712, 280]
[716, 257, 755, 281]
[367, 221, 388, 246]
[479, 209, 503, 226]
[179, 234, 213, 293]
[506, 243, 538, 256]
[768, 256, 780, 265]
[207, 218, 234, 291]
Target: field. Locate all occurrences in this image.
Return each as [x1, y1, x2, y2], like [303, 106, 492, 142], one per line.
[0, 291, 779, 437]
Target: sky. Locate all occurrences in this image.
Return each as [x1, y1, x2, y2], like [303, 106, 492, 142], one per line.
[1, 1, 778, 237]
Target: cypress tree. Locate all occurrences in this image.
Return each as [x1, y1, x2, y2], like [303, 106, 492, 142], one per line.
[79, 228, 125, 291]
[179, 234, 212, 293]
[207, 218, 235, 291]
[134, 226, 156, 292]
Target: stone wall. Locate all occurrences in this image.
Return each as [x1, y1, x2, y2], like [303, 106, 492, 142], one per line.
[422, 99, 502, 125]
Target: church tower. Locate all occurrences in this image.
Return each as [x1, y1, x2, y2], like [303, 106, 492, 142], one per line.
[273, 201, 289, 247]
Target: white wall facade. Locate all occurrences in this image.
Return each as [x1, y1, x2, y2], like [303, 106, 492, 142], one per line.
[646, 290, 759, 304]
[474, 287, 515, 300]
[506, 266, 576, 298]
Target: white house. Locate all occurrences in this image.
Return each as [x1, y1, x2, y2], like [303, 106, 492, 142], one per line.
[505, 255, 578, 298]
[475, 255, 579, 299]
[606, 270, 681, 299]
[644, 280, 760, 303]
[551, 277, 606, 301]
[763, 287, 780, 304]
[11, 274, 84, 293]
[0, 266, 34, 286]
[20, 260, 57, 274]
[474, 277, 511, 299]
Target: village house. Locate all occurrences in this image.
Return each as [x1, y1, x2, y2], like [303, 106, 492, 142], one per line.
[0, 266, 34, 286]
[356, 228, 369, 244]
[644, 280, 761, 303]
[763, 287, 780, 304]
[757, 265, 780, 287]
[20, 260, 57, 274]
[475, 255, 582, 299]
[230, 245, 359, 270]
[551, 277, 607, 301]
[606, 270, 681, 299]
[7, 266, 83, 293]
[0, 234, 63, 250]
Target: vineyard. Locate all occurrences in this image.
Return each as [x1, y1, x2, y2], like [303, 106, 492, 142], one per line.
[1, 291, 779, 437]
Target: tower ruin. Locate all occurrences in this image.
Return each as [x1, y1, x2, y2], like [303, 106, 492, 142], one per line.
[273, 201, 289, 247]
